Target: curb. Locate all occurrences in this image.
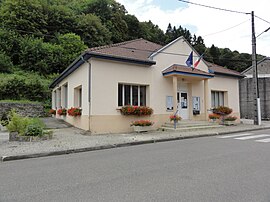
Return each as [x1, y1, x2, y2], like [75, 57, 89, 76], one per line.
[2, 126, 270, 162]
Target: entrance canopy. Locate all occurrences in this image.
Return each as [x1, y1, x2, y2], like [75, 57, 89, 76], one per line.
[162, 64, 214, 80]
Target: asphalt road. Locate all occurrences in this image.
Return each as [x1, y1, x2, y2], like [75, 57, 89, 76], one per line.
[1, 129, 270, 202]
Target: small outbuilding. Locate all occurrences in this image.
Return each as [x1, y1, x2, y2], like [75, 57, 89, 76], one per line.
[240, 57, 270, 120]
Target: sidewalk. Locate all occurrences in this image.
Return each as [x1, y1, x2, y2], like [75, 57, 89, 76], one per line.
[1, 120, 270, 162]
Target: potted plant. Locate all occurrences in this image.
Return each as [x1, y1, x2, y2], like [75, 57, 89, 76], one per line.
[57, 108, 67, 116]
[120, 106, 153, 116]
[224, 116, 237, 125]
[68, 107, 82, 116]
[130, 120, 154, 132]
[169, 115, 182, 122]
[208, 113, 220, 123]
[212, 106, 233, 124]
[48, 109, 56, 116]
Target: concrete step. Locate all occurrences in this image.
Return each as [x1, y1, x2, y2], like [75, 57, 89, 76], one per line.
[160, 124, 224, 132]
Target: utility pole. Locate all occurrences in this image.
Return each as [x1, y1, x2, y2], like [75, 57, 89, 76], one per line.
[251, 11, 261, 125]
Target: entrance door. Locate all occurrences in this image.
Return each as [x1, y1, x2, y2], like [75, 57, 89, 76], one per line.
[178, 92, 189, 120]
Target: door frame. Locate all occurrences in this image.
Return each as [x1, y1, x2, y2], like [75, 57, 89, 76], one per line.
[177, 91, 189, 120]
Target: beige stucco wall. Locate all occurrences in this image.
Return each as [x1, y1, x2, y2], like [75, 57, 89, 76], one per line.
[208, 75, 240, 114]
[89, 114, 169, 134]
[52, 62, 90, 130]
[90, 58, 152, 115]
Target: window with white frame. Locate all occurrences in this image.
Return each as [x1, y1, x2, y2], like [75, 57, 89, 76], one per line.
[74, 85, 82, 108]
[63, 84, 68, 108]
[53, 90, 57, 109]
[211, 91, 224, 107]
[118, 84, 146, 106]
[57, 88, 61, 109]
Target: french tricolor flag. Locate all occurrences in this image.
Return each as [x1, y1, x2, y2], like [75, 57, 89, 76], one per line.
[194, 53, 204, 68]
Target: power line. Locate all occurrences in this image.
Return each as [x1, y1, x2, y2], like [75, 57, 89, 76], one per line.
[202, 19, 250, 37]
[257, 27, 270, 38]
[255, 15, 270, 25]
[111, 46, 254, 63]
[178, 0, 250, 15]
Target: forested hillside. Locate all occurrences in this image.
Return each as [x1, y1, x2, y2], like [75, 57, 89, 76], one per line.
[0, 0, 263, 104]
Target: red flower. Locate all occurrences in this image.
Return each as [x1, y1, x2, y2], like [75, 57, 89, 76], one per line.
[68, 107, 82, 116]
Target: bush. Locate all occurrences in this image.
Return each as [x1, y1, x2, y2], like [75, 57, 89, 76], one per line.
[1, 112, 9, 126]
[6, 110, 44, 136]
[6, 110, 30, 134]
[25, 124, 43, 136]
[0, 53, 13, 73]
[120, 106, 153, 116]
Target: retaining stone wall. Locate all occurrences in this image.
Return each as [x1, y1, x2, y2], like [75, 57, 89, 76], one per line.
[0, 102, 44, 118]
[239, 77, 270, 120]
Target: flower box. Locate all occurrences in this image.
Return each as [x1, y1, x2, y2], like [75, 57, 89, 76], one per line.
[224, 120, 236, 126]
[121, 106, 153, 116]
[133, 125, 153, 133]
[68, 107, 82, 116]
[57, 108, 67, 116]
[130, 120, 153, 133]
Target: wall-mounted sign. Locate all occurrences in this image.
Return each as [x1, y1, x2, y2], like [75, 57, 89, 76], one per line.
[166, 96, 173, 110]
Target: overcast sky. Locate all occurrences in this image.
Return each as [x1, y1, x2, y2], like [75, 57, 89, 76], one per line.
[117, 0, 270, 56]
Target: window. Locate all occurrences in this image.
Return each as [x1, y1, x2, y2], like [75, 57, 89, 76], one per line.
[74, 86, 82, 108]
[53, 90, 57, 109]
[118, 84, 147, 106]
[57, 88, 61, 109]
[63, 84, 68, 108]
[211, 91, 224, 107]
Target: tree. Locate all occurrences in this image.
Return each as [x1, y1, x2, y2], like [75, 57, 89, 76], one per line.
[0, 53, 13, 73]
[193, 36, 206, 55]
[123, 14, 141, 40]
[0, 0, 48, 35]
[0, 28, 21, 65]
[44, 4, 76, 37]
[54, 33, 87, 67]
[139, 21, 166, 45]
[75, 14, 111, 47]
[208, 44, 221, 64]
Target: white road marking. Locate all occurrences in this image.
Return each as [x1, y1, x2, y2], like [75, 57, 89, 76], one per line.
[255, 138, 270, 143]
[218, 133, 253, 139]
[235, 134, 270, 140]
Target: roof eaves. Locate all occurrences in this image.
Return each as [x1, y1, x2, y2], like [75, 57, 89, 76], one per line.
[212, 71, 245, 78]
[163, 70, 214, 78]
[49, 51, 156, 89]
[88, 52, 156, 65]
[49, 53, 90, 88]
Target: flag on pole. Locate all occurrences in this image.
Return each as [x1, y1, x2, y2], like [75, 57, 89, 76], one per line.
[185, 51, 193, 68]
[194, 54, 204, 68]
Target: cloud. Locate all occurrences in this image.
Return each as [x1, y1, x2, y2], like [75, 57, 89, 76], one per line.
[118, 0, 270, 56]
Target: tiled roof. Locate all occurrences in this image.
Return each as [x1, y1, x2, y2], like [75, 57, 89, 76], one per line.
[206, 62, 244, 78]
[162, 64, 214, 77]
[86, 38, 162, 63]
